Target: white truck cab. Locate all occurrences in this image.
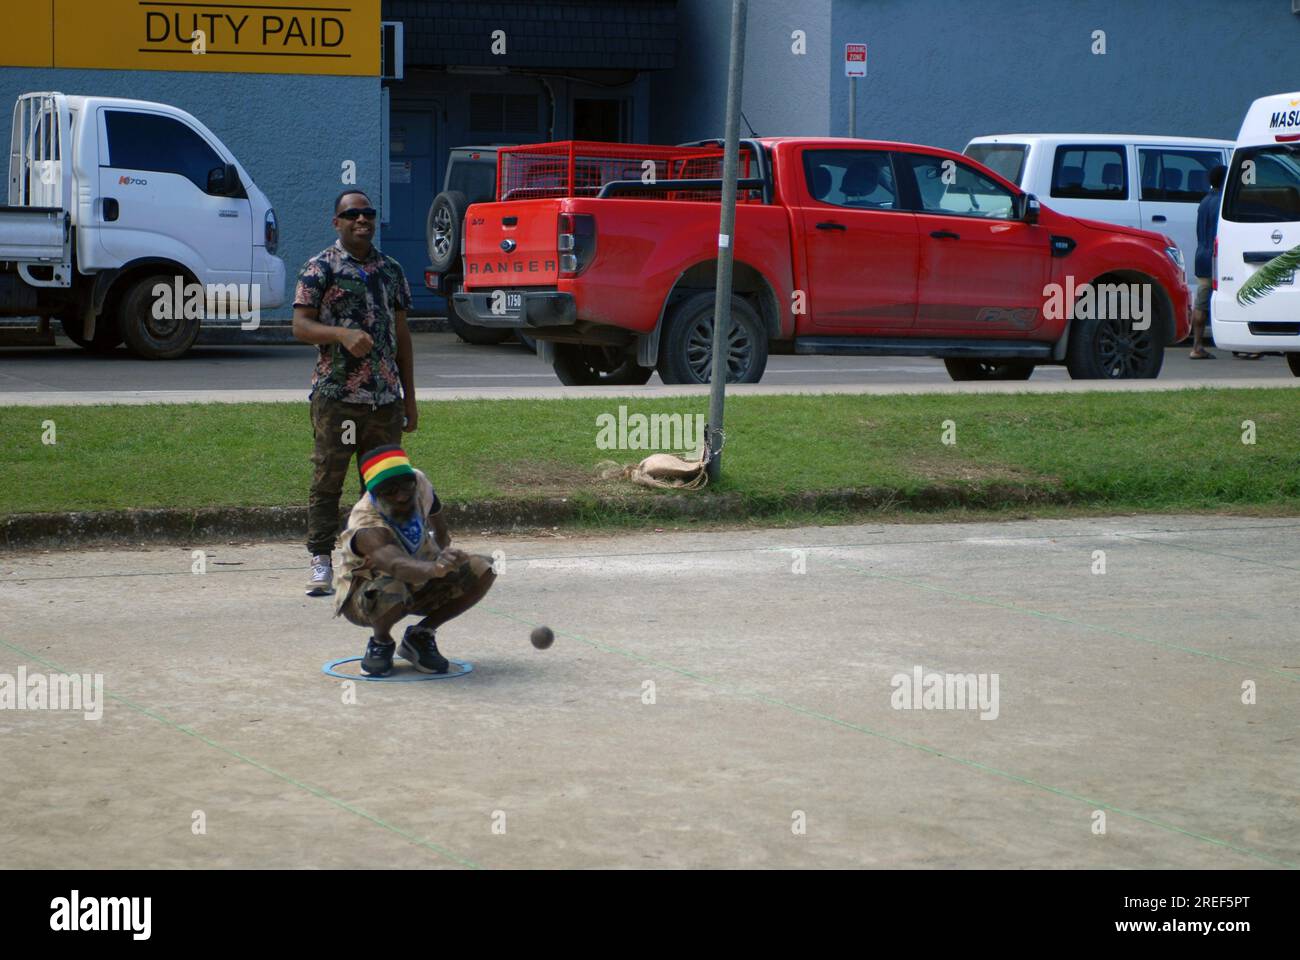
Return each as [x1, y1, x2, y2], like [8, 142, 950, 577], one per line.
[1, 91, 284, 358]
[1211, 91, 1300, 370]
[965, 133, 1232, 287]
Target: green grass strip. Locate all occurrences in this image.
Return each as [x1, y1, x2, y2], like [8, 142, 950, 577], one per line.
[3, 389, 1299, 517]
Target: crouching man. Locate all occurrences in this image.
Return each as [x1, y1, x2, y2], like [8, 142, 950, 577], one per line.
[335, 445, 496, 676]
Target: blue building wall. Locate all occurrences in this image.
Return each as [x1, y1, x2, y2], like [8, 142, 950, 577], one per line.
[0, 67, 381, 319]
[652, 0, 832, 143]
[829, 0, 1300, 152]
[661, 0, 1300, 153]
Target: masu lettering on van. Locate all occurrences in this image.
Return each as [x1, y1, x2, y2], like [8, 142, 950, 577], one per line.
[467, 259, 557, 275]
[1268, 109, 1300, 132]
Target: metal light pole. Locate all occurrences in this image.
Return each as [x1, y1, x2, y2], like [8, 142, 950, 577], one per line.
[706, 0, 746, 483]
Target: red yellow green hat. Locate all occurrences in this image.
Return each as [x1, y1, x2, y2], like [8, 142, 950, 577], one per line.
[359, 445, 415, 493]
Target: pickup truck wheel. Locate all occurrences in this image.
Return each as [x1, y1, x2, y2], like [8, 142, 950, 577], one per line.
[61, 313, 122, 353]
[1286, 353, 1300, 377]
[427, 191, 469, 273]
[553, 344, 654, 386]
[943, 358, 1034, 381]
[446, 291, 510, 345]
[1066, 312, 1162, 379]
[118, 274, 200, 360]
[658, 291, 768, 384]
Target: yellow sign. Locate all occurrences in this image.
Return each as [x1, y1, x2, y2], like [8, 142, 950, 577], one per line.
[3, 0, 379, 75]
[0, 0, 54, 68]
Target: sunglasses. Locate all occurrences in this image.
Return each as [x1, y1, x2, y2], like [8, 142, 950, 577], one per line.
[337, 207, 377, 221]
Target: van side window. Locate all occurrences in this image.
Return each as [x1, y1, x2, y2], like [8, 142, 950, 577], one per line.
[1222, 145, 1300, 223]
[897, 153, 1016, 219]
[801, 149, 898, 210]
[104, 111, 229, 195]
[1051, 146, 1126, 200]
[1139, 149, 1223, 202]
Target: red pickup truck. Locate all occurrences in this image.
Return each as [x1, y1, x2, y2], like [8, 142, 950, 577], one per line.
[452, 138, 1189, 385]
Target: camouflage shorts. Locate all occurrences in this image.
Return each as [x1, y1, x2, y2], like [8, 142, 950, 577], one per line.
[339, 555, 490, 627]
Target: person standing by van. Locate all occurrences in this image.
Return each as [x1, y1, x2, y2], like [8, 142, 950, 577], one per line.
[1190, 165, 1227, 360]
[292, 190, 418, 596]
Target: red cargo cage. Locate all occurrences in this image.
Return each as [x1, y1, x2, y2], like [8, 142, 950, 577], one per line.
[496, 140, 758, 202]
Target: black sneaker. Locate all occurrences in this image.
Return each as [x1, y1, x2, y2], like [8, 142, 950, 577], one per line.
[399, 626, 450, 674]
[361, 636, 395, 677]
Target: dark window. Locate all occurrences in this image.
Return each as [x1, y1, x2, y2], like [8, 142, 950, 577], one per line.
[503, 94, 538, 132]
[447, 158, 498, 205]
[1051, 145, 1127, 200]
[964, 143, 1027, 185]
[573, 99, 630, 142]
[898, 153, 1016, 219]
[104, 110, 228, 194]
[802, 149, 898, 210]
[468, 93, 538, 134]
[1223, 145, 1300, 223]
[1139, 148, 1222, 202]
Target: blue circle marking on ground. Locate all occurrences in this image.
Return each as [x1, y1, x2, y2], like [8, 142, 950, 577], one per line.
[322, 657, 474, 682]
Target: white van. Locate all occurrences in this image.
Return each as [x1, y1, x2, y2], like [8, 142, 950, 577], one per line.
[1, 91, 285, 358]
[1210, 91, 1300, 373]
[964, 133, 1232, 286]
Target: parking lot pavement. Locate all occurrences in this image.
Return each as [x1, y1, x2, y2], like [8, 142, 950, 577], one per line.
[1, 515, 1295, 869]
[0, 332, 1295, 403]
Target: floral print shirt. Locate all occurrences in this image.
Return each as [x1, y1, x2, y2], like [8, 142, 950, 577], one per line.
[294, 239, 412, 405]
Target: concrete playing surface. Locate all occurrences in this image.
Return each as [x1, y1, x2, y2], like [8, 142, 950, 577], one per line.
[1, 515, 1296, 869]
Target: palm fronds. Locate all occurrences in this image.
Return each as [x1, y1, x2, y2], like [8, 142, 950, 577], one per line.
[1236, 243, 1300, 305]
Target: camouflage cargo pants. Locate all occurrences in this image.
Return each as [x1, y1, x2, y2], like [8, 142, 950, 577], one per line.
[307, 393, 404, 556]
[339, 555, 492, 627]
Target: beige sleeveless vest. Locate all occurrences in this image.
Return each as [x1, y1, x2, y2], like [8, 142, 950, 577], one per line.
[334, 469, 440, 616]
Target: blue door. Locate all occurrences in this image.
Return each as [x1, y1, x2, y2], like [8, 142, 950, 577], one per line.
[386, 110, 437, 313]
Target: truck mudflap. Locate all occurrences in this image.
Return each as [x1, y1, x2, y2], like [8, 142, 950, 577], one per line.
[452, 289, 576, 329]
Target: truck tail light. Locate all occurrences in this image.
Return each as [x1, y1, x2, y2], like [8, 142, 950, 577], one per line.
[1212, 237, 1218, 291]
[425, 269, 440, 290]
[557, 213, 596, 276]
[264, 208, 279, 254]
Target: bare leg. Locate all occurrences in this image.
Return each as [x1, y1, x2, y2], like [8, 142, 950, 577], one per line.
[368, 603, 407, 645]
[1190, 308, 1212, 357]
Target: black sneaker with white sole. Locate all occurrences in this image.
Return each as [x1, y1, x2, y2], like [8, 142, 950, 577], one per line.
[399, 626, 450, 674]
[361, 636, 395, 676]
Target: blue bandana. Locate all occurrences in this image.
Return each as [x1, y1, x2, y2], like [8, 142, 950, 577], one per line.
[371, 493, 426, 555]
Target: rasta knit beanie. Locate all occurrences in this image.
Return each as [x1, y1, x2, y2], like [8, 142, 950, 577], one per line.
[358, 445, 415, 493]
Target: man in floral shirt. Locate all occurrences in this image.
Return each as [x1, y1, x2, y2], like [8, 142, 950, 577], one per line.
[292, 189, 417, 596]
